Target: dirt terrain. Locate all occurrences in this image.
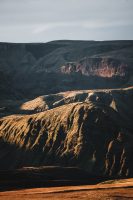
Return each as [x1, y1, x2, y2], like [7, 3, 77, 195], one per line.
[0, 180, 133, 200]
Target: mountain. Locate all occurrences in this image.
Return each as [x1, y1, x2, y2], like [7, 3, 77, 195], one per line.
[0, 87, 133, 178]
[0, 40, 133, 100]
[0, 40, 133, 182]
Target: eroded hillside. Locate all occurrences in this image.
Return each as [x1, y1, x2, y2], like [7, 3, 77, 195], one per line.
[0, 87, 133, 178]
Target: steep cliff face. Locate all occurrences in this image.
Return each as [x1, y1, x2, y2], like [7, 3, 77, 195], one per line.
[0, 88, 132, 178]
[61, 57, 127, 78]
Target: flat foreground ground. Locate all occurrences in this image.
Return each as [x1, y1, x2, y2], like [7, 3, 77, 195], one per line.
[0, 180, 133, 200]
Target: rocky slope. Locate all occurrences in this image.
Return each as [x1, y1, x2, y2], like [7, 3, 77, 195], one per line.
[0, 40, 133, 100]
[0, 87, 133, 178]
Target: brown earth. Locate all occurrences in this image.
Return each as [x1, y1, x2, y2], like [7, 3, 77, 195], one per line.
[0, 180, 133, 200]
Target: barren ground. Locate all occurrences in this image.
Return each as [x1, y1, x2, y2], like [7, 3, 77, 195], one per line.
[0, 181, 133, 200]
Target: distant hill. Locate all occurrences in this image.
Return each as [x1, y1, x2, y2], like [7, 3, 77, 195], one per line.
[0, 40, 133, 100]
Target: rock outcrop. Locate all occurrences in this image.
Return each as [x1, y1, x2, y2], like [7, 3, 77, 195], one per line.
[61, 57, 127, 78]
